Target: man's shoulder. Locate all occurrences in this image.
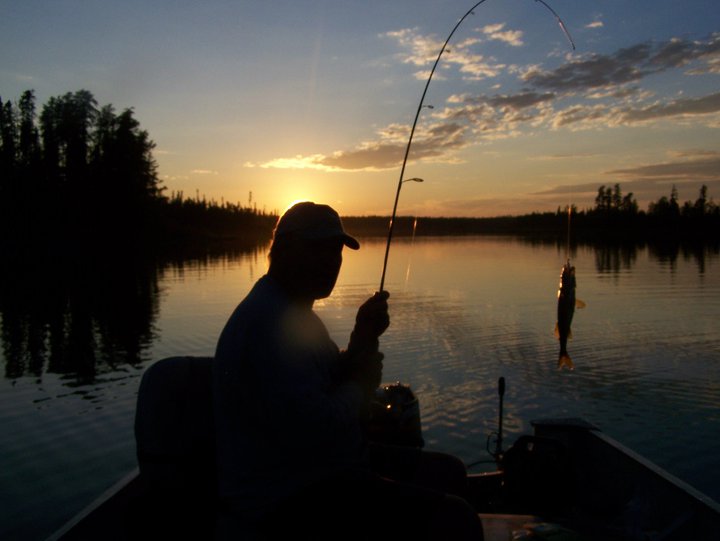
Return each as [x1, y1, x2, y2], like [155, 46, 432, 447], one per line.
[240, 275, 286, 315]
[216, 276, 286, 343]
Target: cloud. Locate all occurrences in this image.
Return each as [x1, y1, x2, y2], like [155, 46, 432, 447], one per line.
[384, 27, 509, 81]
[522, 43, 651, 91]
[256, 35, 720, 173]
[544, 92, 720, 130]
[486, 91, 556, 110]
[10, 72, 37, 83]
[525, 46, 720, 129]
[385, 28, 443, 67]
[619, 92, 720, 123]
[670, 149, 720, 158]
[253, 122, 469, 171]
[191, 169, 219, 175]
[686, 56, 720, 75]
[532, 181, 610, 196]
[481, 23, 523, 47]
[607, 156, 720, 182]
[586, 87, 644, 100]
[522, 34, 720, 92]
[530, 152, 601, 161]
[585, 21, 604, 29]
[249, 154, 337, 171]
[550, 103, 620, 129]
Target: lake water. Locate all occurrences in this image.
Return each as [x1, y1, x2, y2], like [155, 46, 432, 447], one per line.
[1, 236, 719, 540]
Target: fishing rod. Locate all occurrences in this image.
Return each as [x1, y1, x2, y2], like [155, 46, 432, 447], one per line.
[378, 0, 575, 292]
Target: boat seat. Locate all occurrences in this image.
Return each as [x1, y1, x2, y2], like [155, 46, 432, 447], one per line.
[133, 356, 216, 539]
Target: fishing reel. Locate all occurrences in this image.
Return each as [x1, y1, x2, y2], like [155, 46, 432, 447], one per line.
[367, 382, 424, 448]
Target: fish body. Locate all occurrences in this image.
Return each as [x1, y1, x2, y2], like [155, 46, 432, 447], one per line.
[555, 261, 576, 369]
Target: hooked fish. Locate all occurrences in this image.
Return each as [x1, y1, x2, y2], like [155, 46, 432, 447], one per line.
[555, 260, 585, 369]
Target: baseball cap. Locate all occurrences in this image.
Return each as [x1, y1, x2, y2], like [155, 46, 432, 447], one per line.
[273, 201, 360, 250]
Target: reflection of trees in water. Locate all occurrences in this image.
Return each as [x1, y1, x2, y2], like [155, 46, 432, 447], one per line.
[592, 239, 718, 274]
[592, 238, 718, 274]
[648, 239, 718, 275]
[0, 250, 161, 382]
[593, 242, 640, 274]
[520, 236, 642, 274]
[520, 235, 716, 275]
[2, 235, 712, 381]
[0, 243, 266, 382]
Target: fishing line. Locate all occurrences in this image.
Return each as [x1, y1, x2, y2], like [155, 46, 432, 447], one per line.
[379, 0, 575, 291]
[566, 200, 572, 262]
[403, 217, 419, 291]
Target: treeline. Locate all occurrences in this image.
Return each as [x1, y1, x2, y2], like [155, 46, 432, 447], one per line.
[569, 183, 718, 241]
[591, 183, 717, 220]
[343, 183, 718, 242]
[2, 90, 717, 254]
[1, 90, 161, 249]
[0, 89, 275, 255]
[161, 190, 276, 252]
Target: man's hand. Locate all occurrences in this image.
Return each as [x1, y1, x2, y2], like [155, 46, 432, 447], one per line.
[350, 291, 390, 352]
[345, 291, 389, 394]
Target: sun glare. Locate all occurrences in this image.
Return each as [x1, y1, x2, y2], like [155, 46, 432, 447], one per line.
[283, 198, 313, 212]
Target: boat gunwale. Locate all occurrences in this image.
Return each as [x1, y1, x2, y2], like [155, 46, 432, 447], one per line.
[45, 468, 140, 541]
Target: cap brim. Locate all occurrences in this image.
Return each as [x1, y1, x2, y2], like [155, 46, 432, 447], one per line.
[342, 234, 360, 250]
[343, 235, 360, 250]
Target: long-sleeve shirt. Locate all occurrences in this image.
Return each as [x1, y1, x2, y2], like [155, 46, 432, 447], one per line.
[213, 275, 368, 517]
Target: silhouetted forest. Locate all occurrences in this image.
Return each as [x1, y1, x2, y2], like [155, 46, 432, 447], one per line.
[345, 183, 719, 243]
[0, 89, 276, 257]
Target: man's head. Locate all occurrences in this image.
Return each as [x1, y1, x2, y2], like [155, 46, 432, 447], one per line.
[272, 202, 359, 250]
[269, 202, 359, 301]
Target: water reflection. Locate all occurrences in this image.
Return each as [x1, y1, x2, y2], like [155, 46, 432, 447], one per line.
[0, 243, 266, 382]
[0, 250, 158, 382]
[523, 235, 718, 275]
[649, 239, 718, 275]
[0, 237, 715, 382]
[593, 242, 639, 274]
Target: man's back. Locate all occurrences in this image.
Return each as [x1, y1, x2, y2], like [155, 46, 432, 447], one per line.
[212, 275, 367, 517]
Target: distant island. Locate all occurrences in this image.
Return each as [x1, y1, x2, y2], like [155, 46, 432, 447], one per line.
[2, 89, 718, 257]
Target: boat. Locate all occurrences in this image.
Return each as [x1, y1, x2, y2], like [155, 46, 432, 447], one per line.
[47, 356, 720, 540]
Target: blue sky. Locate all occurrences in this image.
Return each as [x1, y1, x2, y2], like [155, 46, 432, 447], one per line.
[2, 0, 719, 216]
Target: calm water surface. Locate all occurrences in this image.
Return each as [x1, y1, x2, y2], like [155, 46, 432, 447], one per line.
[1, 236, 718, 540]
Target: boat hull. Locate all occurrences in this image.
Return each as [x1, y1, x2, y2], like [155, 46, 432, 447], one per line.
[48, 418, 720, 541]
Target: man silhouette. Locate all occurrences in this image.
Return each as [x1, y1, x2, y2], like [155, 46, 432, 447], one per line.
[213, 201, 483, 539]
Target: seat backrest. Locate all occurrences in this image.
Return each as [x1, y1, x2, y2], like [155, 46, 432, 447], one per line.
[134, 356, 215, 495]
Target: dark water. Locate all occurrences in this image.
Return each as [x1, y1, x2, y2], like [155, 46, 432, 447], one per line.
[1, 237, 718, 540]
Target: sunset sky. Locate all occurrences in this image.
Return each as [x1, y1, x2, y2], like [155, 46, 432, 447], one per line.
[2, 0, 719, 217]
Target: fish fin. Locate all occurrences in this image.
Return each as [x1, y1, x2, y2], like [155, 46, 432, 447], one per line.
[576, 299, 586, 309]
[554, 323, 560, 338]
[558, 354, 574, 370]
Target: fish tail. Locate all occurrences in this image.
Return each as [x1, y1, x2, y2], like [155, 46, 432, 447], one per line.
[558, 353, 574, 370]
